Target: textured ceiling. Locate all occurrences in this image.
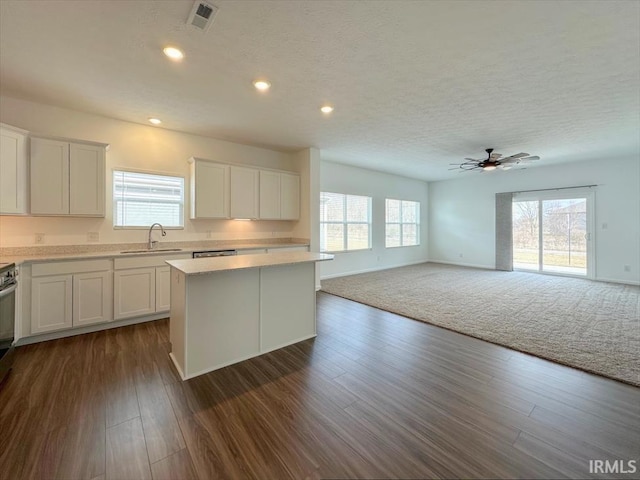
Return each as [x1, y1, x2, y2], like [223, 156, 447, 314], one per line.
[0, 0, 638, 181]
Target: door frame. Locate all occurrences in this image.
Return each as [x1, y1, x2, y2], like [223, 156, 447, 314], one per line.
[512, 189, 596, 279]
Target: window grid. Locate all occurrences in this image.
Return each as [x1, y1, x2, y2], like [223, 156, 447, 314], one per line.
[113, 170, 185, 228]
[320, 192, 372, 252]
[386, 199, 420, 248]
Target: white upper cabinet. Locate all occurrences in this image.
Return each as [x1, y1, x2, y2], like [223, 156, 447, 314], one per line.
[259, 170, 281, 220]
[230, 165, 259, 219]
[259, 170, 300, 220]
[189, 157, 300, 221]
[0, 123, 29, 215]
[69, 143, 105, 215]
[30, 136, 107, 216]
[190, 158, 229, 219]
[280, 172, 300, 220]
[31, 138, 69, 215]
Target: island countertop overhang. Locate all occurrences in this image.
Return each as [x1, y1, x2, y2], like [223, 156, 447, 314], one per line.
[166, 251, 334, 275]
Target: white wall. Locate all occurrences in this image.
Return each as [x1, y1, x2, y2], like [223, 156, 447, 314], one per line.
[319, 161, 429, 279]
[0, 96, 303, 247]
[428, 156, 640, 284]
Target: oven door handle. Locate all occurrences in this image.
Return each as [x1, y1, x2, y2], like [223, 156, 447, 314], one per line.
[0, 283, 17, 299]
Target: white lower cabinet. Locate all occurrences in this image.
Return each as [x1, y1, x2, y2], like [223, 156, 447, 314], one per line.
[73, 271, 113, 326]
[30, 259, 112, 334]
[31, 274, 73, 334]
[113, 253, 190, 320]
[155, 266, 171, 313]
[114, 268, 156, 320]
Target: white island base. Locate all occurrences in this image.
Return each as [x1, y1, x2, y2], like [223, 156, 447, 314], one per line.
[167, 252, 332, 380]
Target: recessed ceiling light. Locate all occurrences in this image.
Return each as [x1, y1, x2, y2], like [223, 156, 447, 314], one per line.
[253, 80, 271, 91]
[163, 46, 184, 60]
[148, 118, 162, 125]
[320, 105, 334, 114]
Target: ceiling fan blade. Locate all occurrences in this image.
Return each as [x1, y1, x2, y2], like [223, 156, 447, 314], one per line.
[489, 153, 502, 159]
[448, 167, 462, 170]
[464, 158, 481, 161]
[519, 156, 540, 161]
[508, 152, 529, 159]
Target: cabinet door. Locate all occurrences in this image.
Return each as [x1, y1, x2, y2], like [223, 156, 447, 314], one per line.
[0, 125, 28, 214]
[69, 143, 105, 216]
[259, 170, 281, 219]
[230, 166, 259, 219]
[30, 138, 70, 215]
[114, 268, 156, 319]
[191, 161, 229, 218]
[31, 275, 73, 334]
[155, 266, 171, 313]
[73, 271, 112, 326]
[280, 173, 300, 220]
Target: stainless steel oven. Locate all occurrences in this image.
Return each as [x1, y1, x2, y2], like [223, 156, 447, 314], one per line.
[0, 262, 17, 386]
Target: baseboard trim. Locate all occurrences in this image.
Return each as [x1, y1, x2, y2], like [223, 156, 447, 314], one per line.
[15, 312, 169, 346]
[169, 352, 187, 381]
[426, 260, 494, 270]
[320, 260, 429, 280]
[178, 334, 318, 380]
[595, 276, 640, 286]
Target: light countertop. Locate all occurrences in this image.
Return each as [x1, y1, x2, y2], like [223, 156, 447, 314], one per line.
[167, 251, 333, 275]
[0, 242, 309, 266]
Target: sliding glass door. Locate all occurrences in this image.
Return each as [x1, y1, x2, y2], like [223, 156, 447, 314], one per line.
[513, 192, 594, 277]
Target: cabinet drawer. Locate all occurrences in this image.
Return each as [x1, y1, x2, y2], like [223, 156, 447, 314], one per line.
[32, 259, 112, 277]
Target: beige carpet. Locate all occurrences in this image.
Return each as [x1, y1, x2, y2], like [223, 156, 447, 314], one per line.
[321, 263, 640, 386]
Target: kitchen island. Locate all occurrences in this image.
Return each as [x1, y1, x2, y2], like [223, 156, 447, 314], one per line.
[166, 251, 333, 380]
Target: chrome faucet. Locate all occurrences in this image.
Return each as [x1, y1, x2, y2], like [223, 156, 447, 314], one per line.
[148, 223, 166, 249]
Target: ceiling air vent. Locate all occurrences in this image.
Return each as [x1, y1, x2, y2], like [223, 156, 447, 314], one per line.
[187, 1, 218, 33]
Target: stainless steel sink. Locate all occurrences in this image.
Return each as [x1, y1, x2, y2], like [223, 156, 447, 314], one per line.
[120, 248, 183, 254]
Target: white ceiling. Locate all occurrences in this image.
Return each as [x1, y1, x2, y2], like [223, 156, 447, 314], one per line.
[1, 0, 638, 181]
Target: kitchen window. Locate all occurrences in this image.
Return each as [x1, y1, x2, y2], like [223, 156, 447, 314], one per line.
[320, 192, 372, 252]
[113, 170, 184, 228]
[386, 199, 420, 247]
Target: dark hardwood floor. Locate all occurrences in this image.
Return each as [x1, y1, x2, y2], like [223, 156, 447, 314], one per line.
[1, 292, 638, 479]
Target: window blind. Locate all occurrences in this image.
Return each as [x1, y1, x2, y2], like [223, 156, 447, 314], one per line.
[113, 170, 184, 228]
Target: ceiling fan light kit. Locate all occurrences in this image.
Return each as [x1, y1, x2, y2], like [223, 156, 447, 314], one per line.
[449, 148, 540, 173]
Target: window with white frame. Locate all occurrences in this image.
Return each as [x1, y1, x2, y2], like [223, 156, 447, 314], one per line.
[113, 170, 184, 228]
[386, 199, 420, 247]
[320, 192, 372, 252]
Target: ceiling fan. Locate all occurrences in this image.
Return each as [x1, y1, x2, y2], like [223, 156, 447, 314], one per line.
[449, 148, 540, 172]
